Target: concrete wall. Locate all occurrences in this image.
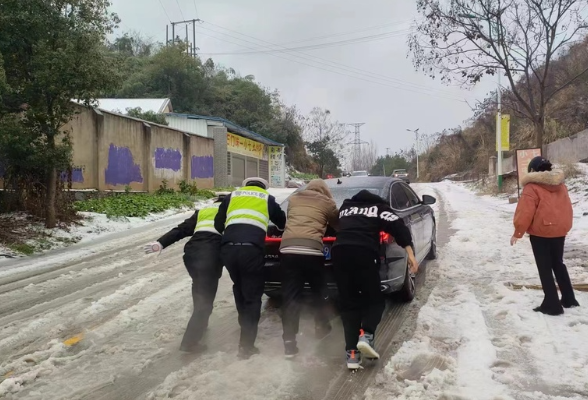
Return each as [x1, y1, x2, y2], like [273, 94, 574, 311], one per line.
[212, 126, 229, 188]
[490, 129, 588, 176]
[64, 105, 214, 191]
[544, 129, 588, 163]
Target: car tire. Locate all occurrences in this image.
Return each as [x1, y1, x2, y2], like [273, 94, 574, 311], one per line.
[398, 262, 416, 302]
[426, 223, 437, 260]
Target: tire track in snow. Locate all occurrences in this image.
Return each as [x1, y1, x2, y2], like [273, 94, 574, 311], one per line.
[287, 184, 449, 400]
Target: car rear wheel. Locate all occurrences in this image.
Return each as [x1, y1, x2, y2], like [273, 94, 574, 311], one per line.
[398, 263, 416, 302]
[426, 223, 437, 260]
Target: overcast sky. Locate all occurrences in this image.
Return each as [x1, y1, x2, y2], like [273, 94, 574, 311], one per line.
[110, 0, 496, 155]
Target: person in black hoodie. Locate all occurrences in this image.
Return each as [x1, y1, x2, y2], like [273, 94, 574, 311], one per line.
[332, 189, 418, 370]
[143, 194, 228, 353]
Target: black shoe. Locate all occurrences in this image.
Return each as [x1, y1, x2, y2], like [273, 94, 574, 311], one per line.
[561, 299, 580, 308]
[179, 343, 207, 353]
[284, 341, 299, 359]
[315, 323, 332, 340]
[533, 306, 564, 316]
[238, 346, 260, 360]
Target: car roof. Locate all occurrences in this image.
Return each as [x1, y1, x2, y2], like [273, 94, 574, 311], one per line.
[323, 176, 401, 188]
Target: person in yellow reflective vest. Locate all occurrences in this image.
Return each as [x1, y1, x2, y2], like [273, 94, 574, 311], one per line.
[214, 177, 286, 359]
[143, 193, 229, 353]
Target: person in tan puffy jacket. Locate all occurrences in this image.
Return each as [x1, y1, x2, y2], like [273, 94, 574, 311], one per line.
[279, 179, 339, 357]
[511, 156, 579, 315]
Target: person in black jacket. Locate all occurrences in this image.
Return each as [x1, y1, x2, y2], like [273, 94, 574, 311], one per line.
[332, 189, 418, 370]
[143, 194, 228, 353]
[214, 177, 287, 359]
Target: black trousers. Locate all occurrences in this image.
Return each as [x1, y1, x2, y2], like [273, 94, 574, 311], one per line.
[530, 236, 577, 310]
[332, 245, 384, 351]
[221, 244, 266, 348]
[281, 253, 330, 342]
[181, 249, 223, 348]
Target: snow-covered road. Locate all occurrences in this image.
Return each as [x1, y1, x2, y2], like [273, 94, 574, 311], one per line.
[367, 181, 588, 400]
[0, 186, 442, 400]
[2, 181, 587, 400]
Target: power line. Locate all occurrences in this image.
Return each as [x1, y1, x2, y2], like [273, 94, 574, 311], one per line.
[196, 21, 463, 97]
[193, 0, 199, 18]
[195, 29, 466, 102]
[175, 0, 186, 21]
[157, 0, 171, 22]
[194, 23, 466, 101]
[198, 28, 412, 55]
[280, 20, 412, 46]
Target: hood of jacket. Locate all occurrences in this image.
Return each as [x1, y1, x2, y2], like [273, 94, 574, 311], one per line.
[522, 169, 565, 192]
[305, 179, 333, 198]
[280, 180, 339, 251]
[350, 189, 387, 205]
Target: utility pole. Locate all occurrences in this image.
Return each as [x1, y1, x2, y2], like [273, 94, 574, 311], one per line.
[167, 19, 200, 57]
[407, 128, 420, 180]
[347, 123, 366, 171]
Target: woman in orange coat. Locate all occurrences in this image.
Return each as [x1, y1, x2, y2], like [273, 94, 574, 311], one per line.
[511, 156, 580, 315]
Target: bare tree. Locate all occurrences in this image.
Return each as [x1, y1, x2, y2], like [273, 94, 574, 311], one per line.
[347, 140, 378, 171]
[409, 0, 588, 148]
[302, 107, 347, 177]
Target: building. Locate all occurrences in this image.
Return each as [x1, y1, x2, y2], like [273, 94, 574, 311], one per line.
[166, 113, 286, 188]
[62, 104, 214, 192]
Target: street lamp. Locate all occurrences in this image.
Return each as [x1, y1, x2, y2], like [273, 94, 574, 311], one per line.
[406, 128, 420, 180]
[459, 12, 503, 191]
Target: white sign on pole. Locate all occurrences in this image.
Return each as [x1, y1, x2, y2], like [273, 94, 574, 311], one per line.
[269, 146, 285, 188]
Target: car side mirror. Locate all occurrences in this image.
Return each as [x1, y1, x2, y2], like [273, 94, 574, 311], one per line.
[421, 194, 436, 205]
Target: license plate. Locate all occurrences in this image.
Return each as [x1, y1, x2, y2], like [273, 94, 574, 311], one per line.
[323, 245, 332, 260]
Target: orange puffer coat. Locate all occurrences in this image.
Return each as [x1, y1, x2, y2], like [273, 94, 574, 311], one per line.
[513, 169, 573, 239]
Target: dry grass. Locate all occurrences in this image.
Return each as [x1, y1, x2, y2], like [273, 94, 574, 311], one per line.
[560, 161, 582, 179]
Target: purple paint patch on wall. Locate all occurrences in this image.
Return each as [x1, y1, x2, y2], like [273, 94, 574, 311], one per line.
[191, 156, 214, 179]
[105, 144, 143, 186]
[60, 168, 84, 183]
[154, 148, 182, 171]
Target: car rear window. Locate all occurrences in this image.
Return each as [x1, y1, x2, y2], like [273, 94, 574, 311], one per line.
[281, 187, 382, 210]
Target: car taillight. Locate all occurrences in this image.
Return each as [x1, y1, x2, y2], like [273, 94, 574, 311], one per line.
[265, 237, 282, 243]
[380, 232, 393, 244]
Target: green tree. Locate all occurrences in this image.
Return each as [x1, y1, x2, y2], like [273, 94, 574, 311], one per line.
[370, 154, 410, 176]
[108, 31, 155, 58]
[302, 108, 346, 177]
[306, 139, 341, 178]
[0, 0, 121, 227]
[0, 52, 6, 99]
[109, 34, 314, 172]
[125, 107, 168, 125]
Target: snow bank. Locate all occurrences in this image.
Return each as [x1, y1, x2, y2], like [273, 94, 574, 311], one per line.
[368, 172, 588, 399]
[0, 199, 213, 260]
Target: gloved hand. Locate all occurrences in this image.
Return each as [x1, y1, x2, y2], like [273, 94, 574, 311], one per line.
[144, 241, 163, 255]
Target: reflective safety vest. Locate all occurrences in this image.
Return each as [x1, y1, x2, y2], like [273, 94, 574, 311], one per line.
[225, 186, 270, 231]
[194, 202, 221, 235]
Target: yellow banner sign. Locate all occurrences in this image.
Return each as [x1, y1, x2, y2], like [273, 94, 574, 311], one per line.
[227, 132, 264, 159]
[496, 114, 510, 151]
